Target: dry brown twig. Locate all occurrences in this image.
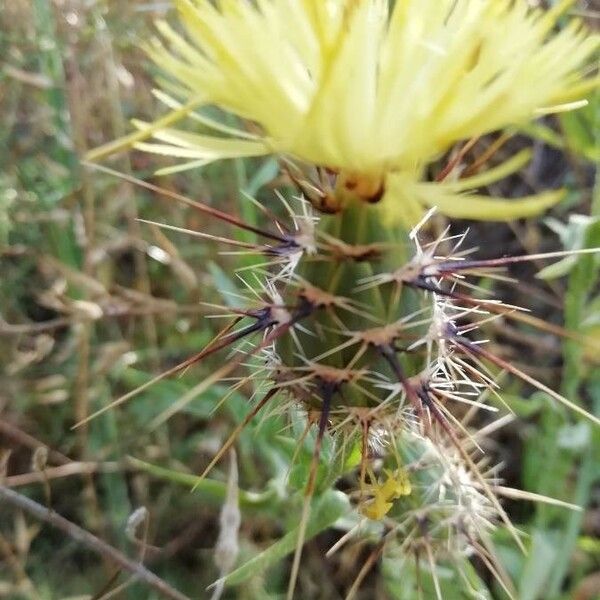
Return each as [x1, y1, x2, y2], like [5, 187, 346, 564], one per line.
[0, 485, 191, 600]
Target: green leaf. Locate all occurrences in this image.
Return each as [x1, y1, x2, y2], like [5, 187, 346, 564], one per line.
[117, 366, 245, 423]
[493, 392, 545, 418]
[245, 157, 279, 197]
[382, 555, 492, 599]
[208, 261, 246, 308]
[538, 215, 600, 280]
[219, 491, 349, 587]
[559, 93, 600, 163]
[518, 531, 559, 600]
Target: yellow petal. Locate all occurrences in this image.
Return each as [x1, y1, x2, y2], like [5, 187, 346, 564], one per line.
[135, 120, 269, 151]
[381, 172, 430, 228]
[447, 149, 533, 192]
[420, 188, 565, 221]
[155, 159, 212, 176]
[152, 89, 261, 140]
[360, 498, 393, 521]
[134, 139, 268, 161]
[382, 170, 565, 224]
[85, 97, 205, 162]
[534, 99, 589, 117]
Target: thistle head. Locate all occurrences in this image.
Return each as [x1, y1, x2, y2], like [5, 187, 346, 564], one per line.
[78, 2, 600, 597]
[122, 0, 600, 223]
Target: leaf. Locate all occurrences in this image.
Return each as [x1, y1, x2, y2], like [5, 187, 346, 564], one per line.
[117, 367, 245, 423]
[208, 261, 246, 308]
[218, 491, 349, 587]
[536, 254, 580, 280]
[556, 422, 591, 452]
[538, 215, 600, 280]
[518, 530, 559, 600]
[559, 92, 600, 163]
[245, 158, 279, 196]
[382, 555, 491, 599]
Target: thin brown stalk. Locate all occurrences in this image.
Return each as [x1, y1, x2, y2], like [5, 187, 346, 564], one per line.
[196, 388, 278, 482]
[0, 485, 191, 600]
[4, 462, 121, 488]
[83, 162, 287, 243]
[0, 530, 40, 599]
[0, 316, 71, 335]
[462, 132, 512, 177]
[344, 541, 385, 600]
[55, 0, 102, 532]
[0, 420, 70, 466]
[436, 136, 480, 182]
[287, 383, 333, 600]
[97, 18, 160, 369]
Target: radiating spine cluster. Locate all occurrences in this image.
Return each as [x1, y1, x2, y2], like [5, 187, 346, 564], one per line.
[81, 162, 600, 598]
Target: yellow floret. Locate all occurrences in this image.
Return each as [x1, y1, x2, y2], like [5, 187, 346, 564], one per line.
[88, 0, 599, 224]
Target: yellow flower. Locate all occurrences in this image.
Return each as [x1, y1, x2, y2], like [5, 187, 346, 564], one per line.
[88, 0, 599, 224]
[359, 468, 412, 520]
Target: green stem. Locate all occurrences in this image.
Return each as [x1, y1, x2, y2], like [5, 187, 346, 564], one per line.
[126, 456, 276, 510]
[545, 442, 595, 597]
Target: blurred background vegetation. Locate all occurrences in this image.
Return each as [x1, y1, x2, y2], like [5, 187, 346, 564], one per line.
[0, 1, 599, 598]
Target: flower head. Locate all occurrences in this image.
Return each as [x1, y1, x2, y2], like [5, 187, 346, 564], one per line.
[89, 0, 599, 223]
